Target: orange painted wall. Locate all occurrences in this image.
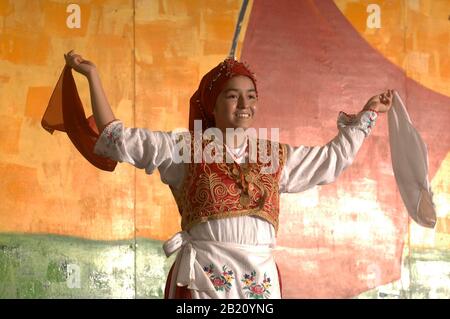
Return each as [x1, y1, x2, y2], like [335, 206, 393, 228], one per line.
[0, 0, 448, 254]
[0, 0, 252, 241]
[1, 0, 449, 299]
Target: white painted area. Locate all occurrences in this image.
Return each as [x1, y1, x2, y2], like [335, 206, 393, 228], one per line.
[95, 246, 136, 298]
[410, 221, 436, 247]
[414, 261, 450, 290]
[66, 263, 81, 289]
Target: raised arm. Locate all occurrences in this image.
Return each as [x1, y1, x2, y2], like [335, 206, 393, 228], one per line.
[64, 49, 116, 133]
[63, 50, 183, 187]
[279, 90, 393, 193]
[87, 70, 117, 133]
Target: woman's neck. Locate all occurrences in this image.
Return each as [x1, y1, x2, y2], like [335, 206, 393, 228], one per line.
[217, 127, 249, 149]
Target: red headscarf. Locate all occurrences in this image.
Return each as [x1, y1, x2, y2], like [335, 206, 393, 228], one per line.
[189, 57, 257, 130]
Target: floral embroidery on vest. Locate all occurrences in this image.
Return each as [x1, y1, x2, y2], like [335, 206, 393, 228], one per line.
[203, 264, 235, 292]
[241, 271, 272, 299]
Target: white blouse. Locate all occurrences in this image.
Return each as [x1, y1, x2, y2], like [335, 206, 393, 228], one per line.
[93, 110, 377, 245]
[93, 110, 377, 298]
[94, 110, 376, 194]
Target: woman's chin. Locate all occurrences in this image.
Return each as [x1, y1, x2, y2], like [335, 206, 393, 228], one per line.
[217, 119, 254, 131]
[231, 118, 253, 129]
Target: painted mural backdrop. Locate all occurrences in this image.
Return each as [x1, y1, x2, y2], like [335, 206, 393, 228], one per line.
[0, 0, 448, 298]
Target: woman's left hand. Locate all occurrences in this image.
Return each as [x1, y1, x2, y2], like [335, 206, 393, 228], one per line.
[363, 89, 394, 113]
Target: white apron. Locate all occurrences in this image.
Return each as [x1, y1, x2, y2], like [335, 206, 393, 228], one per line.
[163, 217, 281, 299]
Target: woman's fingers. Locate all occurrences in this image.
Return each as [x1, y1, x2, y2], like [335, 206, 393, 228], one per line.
[65, 50, 81, 59]
[365, 90, 395, 113]
[82, 60, 95, 66]
[379, 90, 393, 106]
[65, 50, 74, 58]
[379, 90, 394, 110]
[63, 50, 96, 76]
[64, 50, 84, 67]
[386, 90, 391, 98]
[70, 54, 82, 60]
[386, 90, 393, 103]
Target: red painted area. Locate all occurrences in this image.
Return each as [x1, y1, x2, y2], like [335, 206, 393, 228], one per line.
[241, 0, 449, 298]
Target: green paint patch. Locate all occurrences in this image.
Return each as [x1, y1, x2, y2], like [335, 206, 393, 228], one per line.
[46, 260, 67, 283]
[356, 245, 450, 299]
[0, 233, 175, 299]
[2, 233, 448, 299]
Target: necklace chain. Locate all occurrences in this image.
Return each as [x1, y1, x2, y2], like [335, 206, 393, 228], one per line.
[224, 135, 249, 159]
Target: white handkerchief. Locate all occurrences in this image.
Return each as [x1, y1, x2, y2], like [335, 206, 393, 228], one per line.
[388, 91, 436, 228]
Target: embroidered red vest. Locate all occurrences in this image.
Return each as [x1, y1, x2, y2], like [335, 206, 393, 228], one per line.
[170, 133, 287, 233]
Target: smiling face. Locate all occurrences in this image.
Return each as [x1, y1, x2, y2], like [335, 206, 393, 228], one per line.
[213, 75, 258, 132]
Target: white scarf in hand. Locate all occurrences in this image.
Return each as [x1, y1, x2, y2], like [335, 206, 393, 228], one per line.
[388, 91, 437, 228]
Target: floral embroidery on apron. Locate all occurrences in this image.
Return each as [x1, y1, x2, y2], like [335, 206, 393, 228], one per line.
[241, 271, 272, 299]
[203, 264, 235, 292]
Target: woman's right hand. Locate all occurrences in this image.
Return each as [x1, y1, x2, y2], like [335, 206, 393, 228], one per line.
[64, 50, 96, 77]
[363, 89, 394, 113]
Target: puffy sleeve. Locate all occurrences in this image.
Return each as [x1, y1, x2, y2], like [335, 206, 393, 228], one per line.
[279, 110, 378, 193]
[93, 119, 184, 187]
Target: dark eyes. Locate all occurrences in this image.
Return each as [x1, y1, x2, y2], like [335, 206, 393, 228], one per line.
[226, 95, 256, 99]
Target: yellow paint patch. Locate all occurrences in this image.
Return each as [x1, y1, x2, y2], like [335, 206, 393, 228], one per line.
[436, 217, 450, 234]
[431, 151, 450, 237]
